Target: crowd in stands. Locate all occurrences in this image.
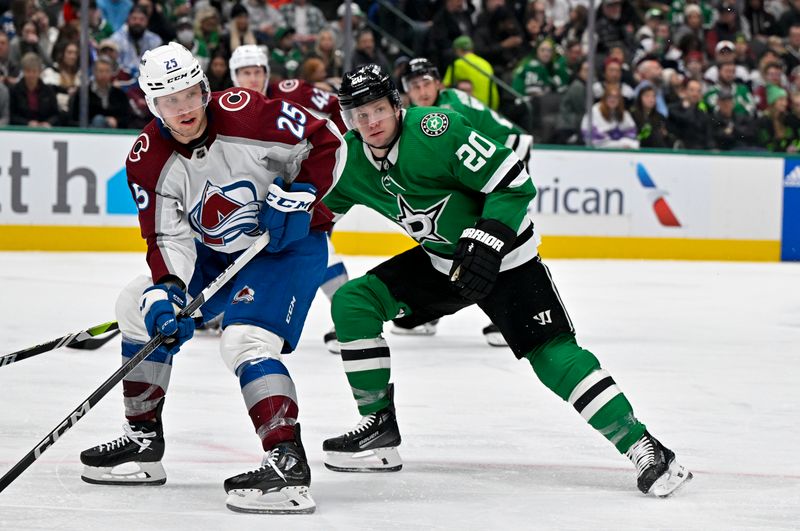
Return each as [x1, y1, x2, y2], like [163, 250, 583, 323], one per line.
[2, 0, 800, 152]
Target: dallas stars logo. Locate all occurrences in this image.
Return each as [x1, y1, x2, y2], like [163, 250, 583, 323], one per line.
[395, 194, 450, 244]
[420, 112, 449, 137]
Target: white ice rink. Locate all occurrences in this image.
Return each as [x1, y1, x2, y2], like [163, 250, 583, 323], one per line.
[0, 252, 798, 530]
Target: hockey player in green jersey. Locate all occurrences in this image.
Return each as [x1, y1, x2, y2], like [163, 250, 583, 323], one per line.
[321, 64, 692, 498]
[395, 57, 534, 345]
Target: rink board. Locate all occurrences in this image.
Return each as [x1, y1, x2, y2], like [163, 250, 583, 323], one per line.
[0, 128, 792, 260]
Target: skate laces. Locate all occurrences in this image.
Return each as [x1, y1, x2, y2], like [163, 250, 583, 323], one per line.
[626, 435, 656, 476]
[98, 423, 155, 452]
[257, 448, 287, 481]
[346, 413, 376, 436]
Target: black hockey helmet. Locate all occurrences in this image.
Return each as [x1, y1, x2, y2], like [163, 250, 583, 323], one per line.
[401, 57, 440, 92]
[339, 64, 401, 112]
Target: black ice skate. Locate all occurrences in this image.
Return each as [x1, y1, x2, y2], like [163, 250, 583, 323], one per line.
[224, 424, 315, 514]
[626, 430, 693, 497]
[323, 327, 340, 354]
[482, 323, 507, 347]
[323, 385, 402, 472]
[80, 417, 166, 485]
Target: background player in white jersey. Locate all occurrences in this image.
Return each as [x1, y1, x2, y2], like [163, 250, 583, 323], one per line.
[78, 43, 347, 514]
[229, 44, 348, 354]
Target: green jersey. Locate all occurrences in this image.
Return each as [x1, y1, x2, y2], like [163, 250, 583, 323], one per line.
[323, 107, 537, 274]
[422, 88, 533, 163]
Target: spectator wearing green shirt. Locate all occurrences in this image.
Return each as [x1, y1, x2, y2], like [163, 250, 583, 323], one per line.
[511, 39, 570, 98]
[703, 61, 755, 116]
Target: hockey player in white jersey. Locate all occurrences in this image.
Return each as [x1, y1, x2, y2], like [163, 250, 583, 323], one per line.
[78, 43, 347, 514]
[229, 44, 349, 354]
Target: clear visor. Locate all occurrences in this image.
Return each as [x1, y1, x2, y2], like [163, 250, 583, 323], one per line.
[342, 99, 396, 130]
[401, 73, 436, 93]
[154, 82, 211, 118]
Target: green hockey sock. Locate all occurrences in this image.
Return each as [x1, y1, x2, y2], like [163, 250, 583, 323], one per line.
[526, 333, 646, 453]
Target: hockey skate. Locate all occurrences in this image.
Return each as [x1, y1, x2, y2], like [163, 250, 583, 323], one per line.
[323, 387, 402, 472]
[224, 424, 315, 514]
[323, 327, 340, 354]
[391, 319, 439, 336]
[80, 418, 166, 485]
[626, 431, 693, 497]
[482, 323, 507, 347]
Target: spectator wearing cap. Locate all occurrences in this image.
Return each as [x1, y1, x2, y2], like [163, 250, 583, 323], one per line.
[97, 0, 133, 32]
[243, 0, 285, 38]
[68, 55, 130, 129]
[280, 0, 327, 43]
[710, 87, 755, 150]
[219, 3, 265, 59]
[595, 0, 637, 56]
[352, 28, 391, 75]
[755, 85, 800, 151]
[174, 16, 209, 71]
[512, 38, 570, 97]
[779, 0, 800, 35]
[704, 40, 751, 84]
[704, 61, 756, 116]
[9, 52, 60, 127]
[443, 35, 500, 110]
[592, 55, 635, 104]
[270, 26, 303, 79]
[326, 3, 365, 51]
[754, 61, 789, 111]
[110, 5, 162, 74]
[631, 81, 674, 148]
[667, 78, 713, 149]
[194, 6, 221, 59]
[427, 0, 475, 71]
[581, 85, 639, 148]
[706, 1, 745, 59]
[474, 4, 525, 79]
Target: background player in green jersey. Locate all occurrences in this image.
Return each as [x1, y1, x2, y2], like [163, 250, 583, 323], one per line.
[394, 57, 535, 346]
[320, 64, 692, 498]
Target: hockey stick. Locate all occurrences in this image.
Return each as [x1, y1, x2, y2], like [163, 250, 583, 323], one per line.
[0, 321, 120, 368]
[0, 231, 270, 492]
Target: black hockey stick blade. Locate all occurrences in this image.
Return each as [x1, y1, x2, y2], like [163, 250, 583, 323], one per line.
[66, 329, 121, 350]
[1, 321, 120, 368]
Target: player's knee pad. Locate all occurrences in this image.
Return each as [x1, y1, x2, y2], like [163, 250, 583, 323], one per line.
[220, 324, 284, 374]
[115, 275, 152, 342]
[526, 333, 601, 402]
[331, 275, 400, 343]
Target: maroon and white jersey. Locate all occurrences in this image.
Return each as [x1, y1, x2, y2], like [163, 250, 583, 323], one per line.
[268, 79, 346, 133]
[126, 87, 347, 285]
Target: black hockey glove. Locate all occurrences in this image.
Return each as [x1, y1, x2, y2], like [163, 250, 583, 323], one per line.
[449, 218, 517, 302]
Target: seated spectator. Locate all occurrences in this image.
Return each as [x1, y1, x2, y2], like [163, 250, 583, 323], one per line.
[174, 16, 209, 71]
[581, 86, 639, 148]
[592, 56, 634, 104]
[280, 0, 327, 44]
[270, 26, 303, 79]
[352, 28, 391, 74]
[68, 55, 130, 128]
[89, 0, 115, 44]
[9, 52, 60, 127]
[244, 0, 286, 39]
[298, 56, 333, 92]
[0, 29, 20, 86]
[744, 0, 779, 40]
[594, 0, 636, 57]
[31, 9, 57, 61]
[9, 21, 50, 68]
[754, 61, 788, 111]
[443, 35, 500, 110]
[473, 4, 525, 79]
[553, 59, 589, 144]
[704, 61, 755, 116]
[631, 81, 673, 148]
[779, 0, 800, 35]
[668, 78, 713, 150]
[111, 5, 162, 74]
[755, 85, 800, 151]
[673, 5, 705, 53]
[194, 5, 221, 58]
[310, 28, 342, 80]
[0, 80, 9, 125]
[135, 0, 175, 43]
[513, 39, 570, 98]
[426, 0, 475, 70]
[636, 58, 669, 116]
[219, 2, 265, 58]
[206, 52, 233, 92]
[784, 24, 800, 75]
[562, 5, 588, 49]
[326, 3, 365, 50]
[710, 88, 755, 150]
[704, 40, 750, 84]
[706, 1, 745, 58]
[42, 41, 80, 113]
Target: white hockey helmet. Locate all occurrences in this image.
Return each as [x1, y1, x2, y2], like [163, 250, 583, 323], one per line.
[139, 42, 210, 121]
[229, 44, 270, 91]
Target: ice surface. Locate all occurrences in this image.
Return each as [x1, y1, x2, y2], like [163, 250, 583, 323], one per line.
[0, 253, 798, 530]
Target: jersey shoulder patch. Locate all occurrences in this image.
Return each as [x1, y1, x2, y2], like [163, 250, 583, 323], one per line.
[420, 111, 450, 137]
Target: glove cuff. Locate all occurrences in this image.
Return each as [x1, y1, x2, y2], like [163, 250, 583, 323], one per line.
[459, 218, 517, 257]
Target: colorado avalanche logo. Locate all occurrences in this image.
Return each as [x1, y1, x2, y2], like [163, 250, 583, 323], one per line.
[128, 133, 150, 162]
[278, 79, 300, 92]
[219, 90, 251, 112]
[189, 181, 261, 247]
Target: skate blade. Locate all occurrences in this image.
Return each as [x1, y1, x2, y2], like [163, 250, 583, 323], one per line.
[324, 447, 403, 472]
[483, 331, 507, 347]
[81, 461, 166, 485]
[226, 486, 316, 514]
[652, 461, 693, 498]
